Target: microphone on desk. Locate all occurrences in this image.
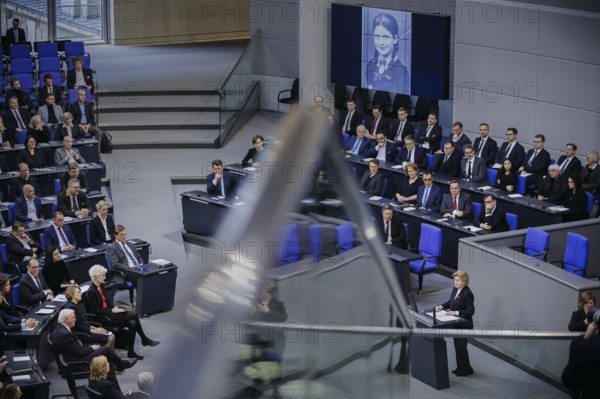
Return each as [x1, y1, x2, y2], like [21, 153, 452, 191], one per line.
[535, 246, 550, 267]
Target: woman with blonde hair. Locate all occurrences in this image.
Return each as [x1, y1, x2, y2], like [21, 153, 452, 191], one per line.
[88, 355, 131, 398]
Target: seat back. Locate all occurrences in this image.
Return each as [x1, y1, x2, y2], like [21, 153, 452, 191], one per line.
[371, 90, 390, 112]
[524, 228, 549, 258]
[391, 93, 411, 114]
[10, 58, 33, 74]
[487, 168, 498, 185]
[290, 78, 299, 100]
[0, 244, 6, 262]
[9, 44, 30, 59]
[278, 224, 301, 266]
[40, 233, 48, 251]
[7, 203, 15, 224]
[38, 57, 61, 73]
[334, 83, 347, 111]
[419, 224, 441, 264]
[426, 153, 433, 170]
[37, 42, 59, 58]
[586, 192, 593, 214]
[517, 175, 526, 194]
[86, 225, 92, 246]
[564, 232, 589, 276]
[64, 41, 85, 57]
[54, 178, 61, 195]
[472, 202, 481, 218]
[439, 135, 446, 148]
[336, 222, 354, 254]
[342, 133, 349, 147]
[380, 179, 388, 197]
[83, 385, 103, 399]
[12, 283, 20, 305]
[506, 213, 518, 231]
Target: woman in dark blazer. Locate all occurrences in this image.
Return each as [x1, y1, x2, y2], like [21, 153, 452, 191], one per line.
[56, 112, 84, 141]
[563, 175, 589, 222]
[494, 158, 518, 192]
[16, 135, 46, 169]
[26, 115, 50, 144]
[88, 356, 129, 399]
[435, 270, 475, 376]
[64, 286, 113, 348]
[89, 200, 115, 245]
[395, 163, 423, 203]
[569, 291, 596, 332]
[0, 277, 20, 317]
[86, 265, 159, 359]
[41, 245, 76, 295]
[241, 134, 267, 167]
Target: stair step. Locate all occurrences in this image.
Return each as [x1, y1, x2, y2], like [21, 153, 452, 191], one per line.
[96, 94, 220, 109]
[96, 89, 220, 97]
[98, 111, 219, 126]
[111, 129, 219, 149]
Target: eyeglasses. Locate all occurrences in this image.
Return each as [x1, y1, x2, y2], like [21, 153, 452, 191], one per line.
[422, 178, 433, 181]
[533, 140, 542, 143]
[484, 200, 494, 204]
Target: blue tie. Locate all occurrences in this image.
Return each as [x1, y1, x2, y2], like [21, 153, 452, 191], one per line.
[122, 242, 138, 266]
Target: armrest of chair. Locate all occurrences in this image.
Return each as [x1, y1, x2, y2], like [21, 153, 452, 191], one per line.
[15, 305, 29, 315]
[419, 256, 439, 272]
[74, 331, 91, 341]
[549, 260, 565, 268]
[4, 262, 23, 276]
[86, 313, 112, 327]
[509, 245, 524, 252]
[277, 89, 292, 101]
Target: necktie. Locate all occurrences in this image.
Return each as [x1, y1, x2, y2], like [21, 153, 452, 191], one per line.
[444, 155, 449, 164]
[71, 196, 78, 211]
[58, 227, 69, 245]
[467, 161, 472, 179]
[49, 86, 53, 94]
[477, 139, 484, 156]
[395, 122, 403, 141]
[34, 276, 42, 291]
[504, 143, 513, 158]
[453, 196, 458, 211]
[343, 112, 352, 132]
[422, 187, 430, 207]
[426, 126, 432, 137]
[351, 138, 362, 155]
[122, 242, 138, 266]
[384, 221, 390, 241]
[13, 110, 25, 130]
[560, 158, 569, 174]
[371, 118, 378, 135]
[220, 177, 225, 197]
[528, 150, 537, 166]
[408, 150, 412, 163]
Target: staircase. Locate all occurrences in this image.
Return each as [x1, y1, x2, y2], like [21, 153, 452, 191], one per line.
[95, 89, 222, 149]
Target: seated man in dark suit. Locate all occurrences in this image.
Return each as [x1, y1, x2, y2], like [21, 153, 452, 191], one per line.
[518, 134, 551, 193]
[53, 309, 136, 372]
[38, 74, 64, 107]
[448, 121, 471, 157]
[6, 18, 26, 44]
[390, 107, 415, 145]
[557, 143, 583, 177]
[344, 125, 370, 155]
[367, 105, 388, 139]
[474, 194, 509, 232]
[441, 180, 473, 221]
[3, 97, 31, 134]
[473, 122, 498, 167]
[60, 163, 88, 194]
[5, 78, 32, 111]
[68, 88, 101, 141]
[376, 204, 407, 249]
[57, 178, 91, 218]
[434, 140, 462, 178]
[66, 57, 95, 93]
[206, 159, 238, 198]
[18, 258, 54, 309]
[415, 113, 442, 153]
[11, 163, 41, 201]
[14, 184, 43, 222]
[460, 144, 487, 183]
[6, 221, 41, 271]
[358, 159, 385, 196]
[340, 99, 362, 136]
[416, 171, 443, 212]
[365, 132, 397, 163]
[393, 135, 428, 170]
[493, 127, 525, 170]
[107, 224, 143, 283]
[43, 212, 77, 251]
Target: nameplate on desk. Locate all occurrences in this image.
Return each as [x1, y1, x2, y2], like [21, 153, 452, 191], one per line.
[403, 207, 416, 211]
[13, 356, 30, 362]
[508, 194, 523, 198]
[243, 167, 257, 172]
[84, 247, 98, 253]
[548, 206, 569, 212]
[361, 158, 373, 162]
[426, 311, 460, 322]
[33, 168, 52, 172]
[369, 196, 382, 201]
[344, 155, 351, 158]
[63, 216, 75, 222]
[11, 374, 32, 380]
[478, 186, 492, 191]
[35, 308, 54, 315]
[0, 227, 11, 233]
[233, 202, 246, 206]
[53, 295, 67, 302]
[4, 171, 19, 177]
[320, 199, 342, 206]
[391, 165, 404, 169]
[212, 196, 226, 201]
[301, 198, 316, 204]
[464, 225, 483, 232]
[150, 259, 172, 267]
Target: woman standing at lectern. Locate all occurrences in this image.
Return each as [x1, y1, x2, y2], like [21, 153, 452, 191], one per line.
[435, 270, 475, 376]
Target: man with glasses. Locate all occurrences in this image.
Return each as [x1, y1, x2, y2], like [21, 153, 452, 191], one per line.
[519, 134, 550, 195]
[434, 140, 461, 178]
[393, 135, 428, 170]
[474, 194, 508, 232]
[18, 257, 54, 309]
[493, 127, 525, 170]
[345, 125, 370, 156]
[57, 179, 91, 218]
[416, 171, 442, 212]
[441, 180, 473, 220]
[366, 132, 397, 162]
[460, 144, 486, 182]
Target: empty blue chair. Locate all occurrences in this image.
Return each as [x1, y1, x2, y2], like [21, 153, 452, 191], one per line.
[380, 179, 388, 197]
[10, 58, 34, 75]
[514, 228, 549, 260]
[336, 222, 354, 253]
[54, 179, 61, 195]
[278, 224, 301, 266]
[17, 130, 27, 144]
[342, 133, 349, 147]
[64, 41, 85, 57]
[0, 244, 6, 262]
[586, 192, 593, 214]
[9, 44, 30, 59]
[472, 202, 482, 218]
[38, 57, 61, 74]
[517, 175, 526, 194]
[409, 224, 442, 294]
[7, 203, 15, 224]
[86, 225, 93, 247]
[37, 42, 59, 58]
[40, 233, 48, 251]
[487, 168, 498, 186]
[551, 233, 589, 277]
[506, 213, 518, 231]
[426, 153, 433, 170]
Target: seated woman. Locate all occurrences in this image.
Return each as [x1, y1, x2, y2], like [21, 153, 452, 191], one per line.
[90, 200, 115, 245]
[395, 163, 423, 203]
[241, 135, 267, 167]
[0, 116, 16, 148]
[64, 286, 114, 349]
[0, 277, 21, 317]
[88, 356, 130, 399]
[538, 164, 568, 203]
[42, 245, 76, 295]
[26, 115, 50, 144]
[16, 135, 46, 169]
[86, 265, 159, 359]
[56, 112, 84, 141]
[563, 175, 590, 222]
[494, 158, 518, 193]
[569, 291, 596, 332]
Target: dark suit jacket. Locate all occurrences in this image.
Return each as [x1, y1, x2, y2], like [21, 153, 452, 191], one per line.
[107, 240, 142, 272]
[17, 148, 47, 169]
[460, 157, 487, 183]
[340, 111, 363, 135]
[89, 379, 125, 399]
[6, 233, 40, 265]
[18, 273, 49, 308]
[85, 283, 115, 316]
[10, 176, 40, 201]
[90, 214, 115, 245]
[390, 119, 415, 143]
[43, 224, 78, 248]
[557, 155, 583, 177]
[6, 27, 26, 44]
[440, 286, 474, 328]
[3, 108, 31, 131]
[376, 216, 407, 249]
[64, 301, 92, 335]
[57, 191, 91, 218]
[474, 206, 509, 232]
[581, 165, 600, 195]
[67, 68, 94, 90]
[538, 176, 568, 204]
[568, 309, 588, 332]
[128, 392, 151, 399]
[522, 148, 551, 177]
[38, 84, 64, 106]
[1, 127, 16, 148]
[416, 184, 443, 212]
[358, 171, 384, 196]
[5, 89, 32, 110]
[0, 309, 22, 335]
[473, 137, 498, 167]
[14, 196, 42, 222]
[56, 123, 84, 140]
[60, 171, 88, 192]
[393, 147, 428, 170]
[365, 141, 397, 162]
[450, 134, 471, 156]
[52, 323, 97, 363]
[416, 124, 442, 153]
[206, 171, 238, 198]
[69, 101, 96, 126]
[367, 116, 389, 136]
[440, 192, 473, 220]
[344, 136, 370, 155]
[495, 141, 526, 170]
[434, 151, 462, 178]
